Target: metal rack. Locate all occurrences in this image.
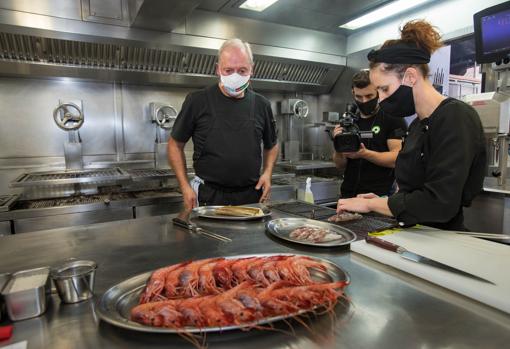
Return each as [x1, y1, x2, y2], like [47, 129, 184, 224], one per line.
[10, 168, 131, 188]
[16, 193, 134, 209]
[126, 168, 175, 181]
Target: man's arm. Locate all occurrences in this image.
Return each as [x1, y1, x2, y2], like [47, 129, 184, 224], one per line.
[331, 125, 348, 170]
[347, 139, 402, 168]
[167, 137, 196, 210]
[256, 143, 279, 202]
[333, 151, 348, 169]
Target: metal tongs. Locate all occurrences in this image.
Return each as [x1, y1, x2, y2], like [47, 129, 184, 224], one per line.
[172, 211, 232, 243]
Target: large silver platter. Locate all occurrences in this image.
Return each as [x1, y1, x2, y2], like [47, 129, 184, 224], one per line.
[266, 218, 357, 247]
[96, 253, 349, 334]
[193, 205, 271, 221]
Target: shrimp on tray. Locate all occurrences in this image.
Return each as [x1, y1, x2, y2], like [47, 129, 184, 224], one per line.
[131, 255, 350, 349]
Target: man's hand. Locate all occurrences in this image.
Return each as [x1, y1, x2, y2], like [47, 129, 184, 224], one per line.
[337, 197, 371, 214]
[255, 172, 271, 203]
[333, 125, 343, 138]
[181, 186, 197, 211]
[344, 143, 370, 159]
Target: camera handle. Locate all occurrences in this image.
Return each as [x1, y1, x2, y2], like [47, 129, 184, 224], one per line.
[324, 129, 335, 141]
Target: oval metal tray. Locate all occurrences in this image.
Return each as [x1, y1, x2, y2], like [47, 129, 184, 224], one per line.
[193, 205, 271, 221]
[96, 253, 349, 334]
[266, 218, 357, 247]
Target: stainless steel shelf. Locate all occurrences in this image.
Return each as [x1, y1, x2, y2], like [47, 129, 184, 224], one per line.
[10, 168, 131, 188]
[277, 160, 336, 171]
[0, 194, 18, 212]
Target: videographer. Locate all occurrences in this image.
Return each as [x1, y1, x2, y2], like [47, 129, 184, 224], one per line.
[333, 70, 407, 198]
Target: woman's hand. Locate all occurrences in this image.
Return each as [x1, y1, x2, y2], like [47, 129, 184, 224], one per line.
[357, 193, 379, 199]
[337, 197, 372, 213]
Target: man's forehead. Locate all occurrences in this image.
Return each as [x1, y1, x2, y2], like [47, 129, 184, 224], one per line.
[353, 85, 377, 95]
[219, 46, 251, 65]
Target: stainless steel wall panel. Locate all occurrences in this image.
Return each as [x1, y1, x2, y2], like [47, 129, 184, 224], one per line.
[0, 77, 116, 158]
[186, 10, 346, 57]
[120, 84, 194, 156]
[0, 0, 82, 21]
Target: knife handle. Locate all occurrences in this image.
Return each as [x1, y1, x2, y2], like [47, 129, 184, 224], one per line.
[172, 217, 191, 230]
[366, 235, 400, 252]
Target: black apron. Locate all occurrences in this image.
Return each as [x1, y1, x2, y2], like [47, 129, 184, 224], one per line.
[195, 86, 262, 205]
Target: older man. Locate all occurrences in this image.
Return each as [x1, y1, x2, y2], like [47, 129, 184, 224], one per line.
[168, 38, 279, 210]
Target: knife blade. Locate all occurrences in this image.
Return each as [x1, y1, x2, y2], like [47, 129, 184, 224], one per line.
[365, 235, 494, 284]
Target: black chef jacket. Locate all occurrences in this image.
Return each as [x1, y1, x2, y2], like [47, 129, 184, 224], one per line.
[341, 109, 407, 198]
[388, 98, 487, 231]
[171, 85, 278, 188]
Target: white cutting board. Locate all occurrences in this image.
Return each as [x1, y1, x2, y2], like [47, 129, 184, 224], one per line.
[350, 226, 510, 314]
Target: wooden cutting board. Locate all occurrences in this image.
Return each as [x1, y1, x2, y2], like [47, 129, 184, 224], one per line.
[350, 226, 510, 314]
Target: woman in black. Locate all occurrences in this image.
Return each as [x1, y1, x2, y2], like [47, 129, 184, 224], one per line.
[336, 20, 486, 231]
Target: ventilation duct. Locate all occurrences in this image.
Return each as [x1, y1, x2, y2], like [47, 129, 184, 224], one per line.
[0, 8, 346, 94]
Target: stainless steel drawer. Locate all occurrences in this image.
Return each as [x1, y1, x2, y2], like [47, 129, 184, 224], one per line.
[0, 220, 11, 235]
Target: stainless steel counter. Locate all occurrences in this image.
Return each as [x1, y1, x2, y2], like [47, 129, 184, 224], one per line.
[484, 176, 510, 195]
[0, 213, 509, 348]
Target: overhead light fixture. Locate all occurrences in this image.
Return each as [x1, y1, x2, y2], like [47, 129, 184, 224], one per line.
[239, 0, 279, 12]
[339, 0, 432, 30]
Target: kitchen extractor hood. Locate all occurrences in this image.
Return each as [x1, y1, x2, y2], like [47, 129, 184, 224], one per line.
[0, 3, 346, 94]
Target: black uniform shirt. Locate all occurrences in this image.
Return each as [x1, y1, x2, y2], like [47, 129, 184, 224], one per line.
[171, 85, 278, 185]
[388, 98, 487, 231]
[341, 109, 407, 198]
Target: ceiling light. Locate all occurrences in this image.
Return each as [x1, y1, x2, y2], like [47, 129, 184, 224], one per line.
[239, 0, 279, 12]
[339, 0, 432, 30]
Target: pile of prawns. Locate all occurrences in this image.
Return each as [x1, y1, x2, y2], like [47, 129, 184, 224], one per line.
[131, 255, 348, 344]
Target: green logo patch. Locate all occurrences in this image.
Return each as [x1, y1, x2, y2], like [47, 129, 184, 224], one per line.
[372, 125, 381, 134]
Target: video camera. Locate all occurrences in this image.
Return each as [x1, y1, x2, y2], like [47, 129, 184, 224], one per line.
[332, 103, 373, 153]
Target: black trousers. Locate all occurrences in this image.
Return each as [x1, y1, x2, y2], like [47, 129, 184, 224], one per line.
[198, 183, 262, 206]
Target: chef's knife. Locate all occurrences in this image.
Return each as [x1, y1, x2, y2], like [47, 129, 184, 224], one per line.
[365, 235, 494, 284]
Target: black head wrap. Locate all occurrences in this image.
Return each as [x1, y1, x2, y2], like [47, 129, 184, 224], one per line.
[367, 42, 430, 64]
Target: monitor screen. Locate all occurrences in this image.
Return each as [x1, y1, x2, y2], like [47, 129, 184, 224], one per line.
[474, 2, 510, 64]
[481, 8, 510, 56]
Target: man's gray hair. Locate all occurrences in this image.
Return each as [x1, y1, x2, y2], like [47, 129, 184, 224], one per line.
[218, 38, 254, 65]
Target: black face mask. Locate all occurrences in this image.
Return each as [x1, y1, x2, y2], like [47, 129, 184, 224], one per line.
[355, 96, 379, 116]
[379, 85, 416, 118]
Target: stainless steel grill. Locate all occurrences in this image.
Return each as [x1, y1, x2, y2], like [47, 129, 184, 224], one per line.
[0, 194, 18, 212]
[269, 201, 397, 239]
[127, 169, 175, 181]
[0, 32, 330, 85]
[11, 168, 131, 188]
[18, 193, 133, 209]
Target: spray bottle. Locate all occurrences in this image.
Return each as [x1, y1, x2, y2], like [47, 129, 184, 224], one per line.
[304, 177, 314, 204]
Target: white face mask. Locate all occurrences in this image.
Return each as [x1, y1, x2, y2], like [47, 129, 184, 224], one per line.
[220, 73, 250, 96]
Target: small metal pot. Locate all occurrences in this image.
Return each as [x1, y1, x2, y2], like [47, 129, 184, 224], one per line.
[50, 260, 97, 304]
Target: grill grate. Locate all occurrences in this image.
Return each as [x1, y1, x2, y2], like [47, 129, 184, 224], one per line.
[18, 193, 133, 209]
[27, 169, 122, 181]
[11, 168, 130, 188]
[270, 201, 396, 240]
[127, 169, 174, 179]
